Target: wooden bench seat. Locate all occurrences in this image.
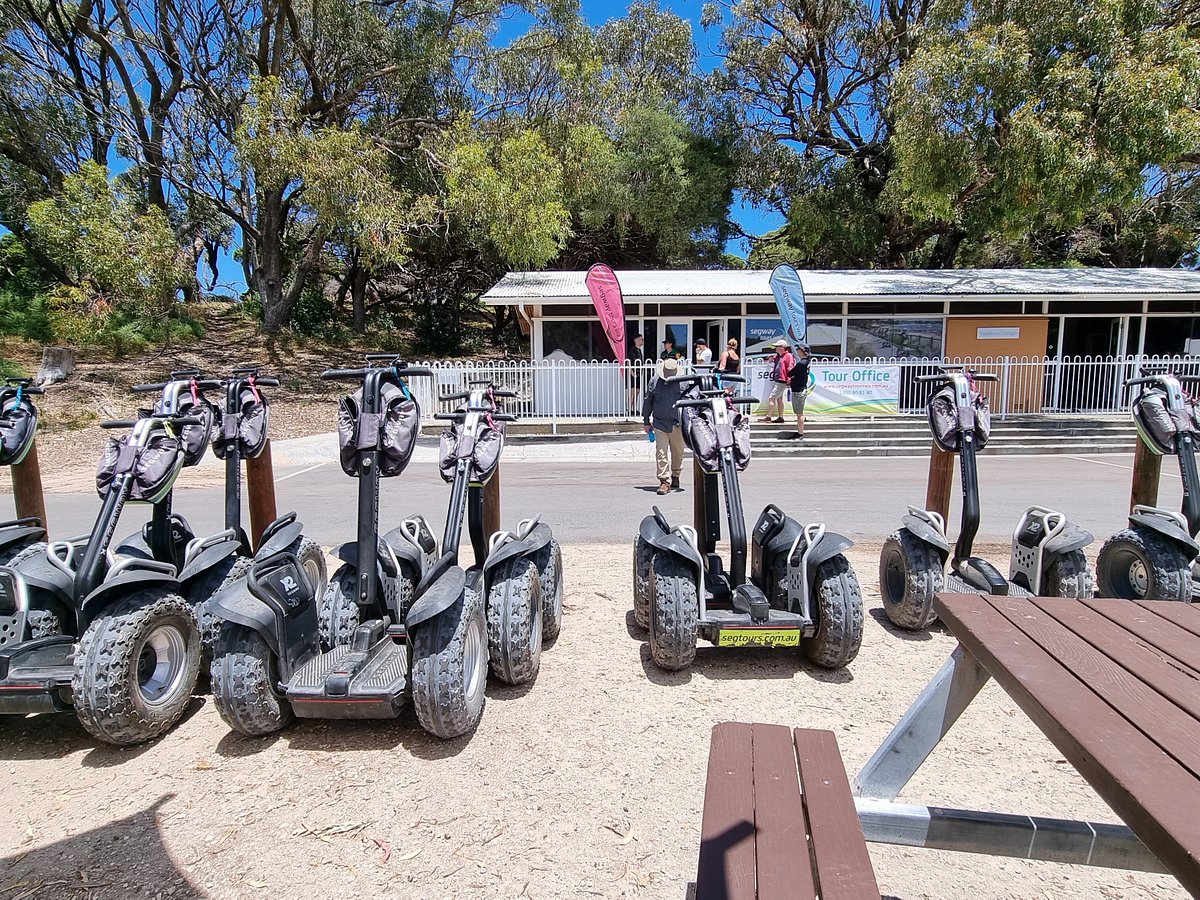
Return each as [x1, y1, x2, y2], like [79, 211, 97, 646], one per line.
[697, 722, 879, 900]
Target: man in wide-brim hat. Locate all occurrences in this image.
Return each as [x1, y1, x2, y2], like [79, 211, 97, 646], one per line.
[760, 337, 795, 425]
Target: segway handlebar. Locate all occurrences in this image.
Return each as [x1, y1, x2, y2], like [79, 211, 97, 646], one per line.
[100, 415, 204, 429]
[3, 378, 42, 394]
[132, 377, 223, 393]
[246, 376, 280, 387]
[434, 411, 518, 422]
[915, 372, 998, 383]
[1127, 373, 1200, 387]
[320, 366, 434, 381]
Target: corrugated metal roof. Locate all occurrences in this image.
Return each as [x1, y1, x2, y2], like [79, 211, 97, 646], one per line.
[483, 267, 1200, 303]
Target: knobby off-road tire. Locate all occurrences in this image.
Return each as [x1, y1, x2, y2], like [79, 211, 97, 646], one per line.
[290, 537, 329, 613]
[486, 557, 543, 685]
[1097, 527, 1193, 601]
[210, 623, 293, 737]
[805, 555, 864, 670]
[534, 539, 564, 642]
[632, 536, 654, 631]
[0, 537, 42, 567]
[648, 553, 698, 671]
[190, 555, 253, 660]
[72, 588, 200, 746]
[1042, 549, 1095, 600]
[319, 565, 361, 648]
[411, 585, 488, 739]
[879, 529, 943, 630]
[2, 543, 60, 637]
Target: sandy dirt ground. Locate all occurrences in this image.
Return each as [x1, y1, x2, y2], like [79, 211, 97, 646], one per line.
[0, 542, 1185, 900]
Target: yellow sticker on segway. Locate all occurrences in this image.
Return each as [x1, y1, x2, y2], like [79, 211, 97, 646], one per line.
[717, 629, 801, 648]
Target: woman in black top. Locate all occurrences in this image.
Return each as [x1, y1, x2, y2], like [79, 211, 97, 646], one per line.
[717, 338, 741, 375]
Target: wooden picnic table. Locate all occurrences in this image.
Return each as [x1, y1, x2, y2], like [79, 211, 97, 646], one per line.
[854, 593, 1200, 894]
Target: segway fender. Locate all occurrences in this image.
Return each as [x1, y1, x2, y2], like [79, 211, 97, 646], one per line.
[1042, 521, 1094, 558]
[209, 582, 280, 656]
[330, 541, 399, 578]
[255, 518, 304, 559]
[209, 556, 321, 677]
[518, 523, 553, 555]
[80, 572, 179, 624]
[380, 528, 425, 575]
[482, 538, 533, 577]
[638, 516, 703, 579]
[406, 566, 467, 629]
[177, 538, 241, 584]
[900, 515, 951, 556]
[0, 524, 46, 553]
[805, 531, 855, 579]
[1129, 513, 1200, 557]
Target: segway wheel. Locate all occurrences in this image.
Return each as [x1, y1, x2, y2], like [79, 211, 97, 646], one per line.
[534, 539, 564, 642]
[412, 585, 488, 739]
[486, 556, 544, 684]
[290, 537, 329, 612]
[1097, 527, 1193, 601]
[1042, 549, 1095, 600]
[72, 588, 200, 746]
[0, 537, 42, 567]
[805, 555, 864, 669]
[632, 536, 654, 631]
[3, 543, 59, 637]
[647, 553, 698, 671]
[879, 529, 943, 630]
[210, 623, 293, 736]
[191, 555, 253, 659]
[319, 565, 361, 649]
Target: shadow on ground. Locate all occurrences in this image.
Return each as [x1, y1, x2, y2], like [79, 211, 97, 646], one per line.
[0, 795, 204, 899]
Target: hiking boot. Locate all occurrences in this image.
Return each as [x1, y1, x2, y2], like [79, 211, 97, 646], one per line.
[657, 481, 670, 495]
[670, 476, 681, 491]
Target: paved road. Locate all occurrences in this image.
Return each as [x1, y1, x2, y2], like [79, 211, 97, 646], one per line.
[17, 453, 1177, 549]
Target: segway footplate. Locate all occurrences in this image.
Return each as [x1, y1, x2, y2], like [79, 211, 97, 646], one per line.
[286, 640, 408, 719]
[701, 608, 806, 648]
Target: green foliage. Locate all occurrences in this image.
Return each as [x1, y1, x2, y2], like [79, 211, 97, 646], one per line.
[0, 235, 52, 341]
[445, 127, 572, 269]
[27, 161, 185, 311]
[287, 285, 345, 340]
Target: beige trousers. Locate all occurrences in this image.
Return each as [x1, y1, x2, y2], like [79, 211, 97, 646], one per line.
[654, 427, 685, 482]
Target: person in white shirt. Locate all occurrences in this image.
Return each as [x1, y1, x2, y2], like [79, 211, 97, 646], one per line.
[694, 338, 712, 366]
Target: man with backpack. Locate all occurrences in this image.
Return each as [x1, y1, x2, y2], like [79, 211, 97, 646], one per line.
[789, 343, 813, 438]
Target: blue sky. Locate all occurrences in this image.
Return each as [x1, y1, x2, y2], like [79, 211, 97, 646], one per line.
[200, 2, 782, 294]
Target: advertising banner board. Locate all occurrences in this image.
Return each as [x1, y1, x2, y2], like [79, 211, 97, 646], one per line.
[745, 362, 900, 416]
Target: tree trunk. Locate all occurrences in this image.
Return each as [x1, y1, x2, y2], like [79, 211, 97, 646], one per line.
[351, 265, 368, 334]
[928, 229, 965, 269]
[35, 347, 76, 386]
[257, 189, 287, 332]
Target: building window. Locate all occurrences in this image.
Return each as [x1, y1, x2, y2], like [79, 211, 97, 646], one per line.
[846, 318, 943, 358]
[542, 320, 617, 361]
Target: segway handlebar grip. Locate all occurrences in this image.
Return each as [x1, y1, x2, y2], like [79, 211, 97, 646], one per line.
[493, 413, 518, 422]
[433, 412, 462, 421]
[321, 368, 368, 381]
[131, 382, 168, 393]
[252, 377, 280, 387]
[675, 398, 712, 408]
[971, 373, 999, 382]
[729, 395, 757, 404]
[491, 390, 519, 398]
[915, 374, 948, 383]
[18, 385, 44, 395]
[172, 416, 204, 427]
[1126, 376, 1157, 387]
[394, 366, 433, 378]
[439, 391, 471, 402]
[100, 419, 138, 429]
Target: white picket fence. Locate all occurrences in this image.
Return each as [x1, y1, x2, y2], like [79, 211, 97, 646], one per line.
[405, 355, 1200, 428]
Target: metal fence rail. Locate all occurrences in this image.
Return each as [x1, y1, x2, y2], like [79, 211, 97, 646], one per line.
[407, 355, 1200, 429]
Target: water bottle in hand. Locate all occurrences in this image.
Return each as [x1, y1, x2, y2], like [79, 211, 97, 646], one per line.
[647, 429, 655, 443]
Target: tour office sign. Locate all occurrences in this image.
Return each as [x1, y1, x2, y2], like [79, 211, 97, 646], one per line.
[745, 361, 900, 416]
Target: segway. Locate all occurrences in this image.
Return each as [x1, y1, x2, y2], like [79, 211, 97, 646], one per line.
[633, 370, 863, 672]
[879, 367, 1094, 631]
[209, 357, 508, 740]
[1096, 368, 1200, 601]
[0, 382, 220, 744]
[0, 378, 48, 565]
[425, 381, 562, 680]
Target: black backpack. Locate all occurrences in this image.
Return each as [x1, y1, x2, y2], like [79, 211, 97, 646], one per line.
[337, 383, 421, 477]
